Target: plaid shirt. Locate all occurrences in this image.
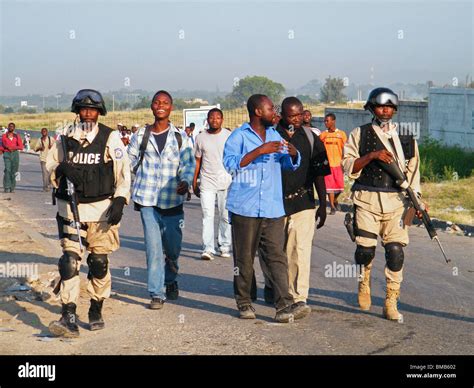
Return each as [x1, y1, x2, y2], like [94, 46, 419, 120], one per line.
[128, 124, 195, 208]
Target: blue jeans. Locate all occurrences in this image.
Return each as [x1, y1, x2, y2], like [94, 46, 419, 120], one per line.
[139, 207, 184, 299]
[200, 189, 232, 254]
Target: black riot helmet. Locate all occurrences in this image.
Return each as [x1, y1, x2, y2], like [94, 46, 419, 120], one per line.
[71, 89, 107, 116]
[364, 87, 399, 115]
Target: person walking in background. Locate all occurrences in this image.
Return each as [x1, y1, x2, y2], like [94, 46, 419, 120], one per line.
[34, 127, 54, 191]
[193, 108, 232, 260]
[320, 113, 347, 214]
[303, 110, 321, 136]
[1, 122, 23, 193]
[24, 132, 31, 152]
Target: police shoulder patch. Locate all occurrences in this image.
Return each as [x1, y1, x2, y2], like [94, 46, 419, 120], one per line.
[114, 147, 124, 160]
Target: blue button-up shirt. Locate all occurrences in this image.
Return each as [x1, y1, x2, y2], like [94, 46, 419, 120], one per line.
[223, 122, 301, 218]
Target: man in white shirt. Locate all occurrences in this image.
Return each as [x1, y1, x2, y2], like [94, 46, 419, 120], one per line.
[193, 108, 232, 260]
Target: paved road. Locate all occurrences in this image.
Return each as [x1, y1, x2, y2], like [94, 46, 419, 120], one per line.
[1, 152, 473, 354]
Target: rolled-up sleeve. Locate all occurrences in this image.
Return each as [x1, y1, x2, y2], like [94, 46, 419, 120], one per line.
[46, 140, 63, 188]
[178, 141, 196, 186]
[223, 131, 249, 173]
[342, 126, 362, 180]
[127, 129, 140, 172]
[106, 131, 131, 203]
[406, 139, 421, 196]
[279, 150, 301, 171]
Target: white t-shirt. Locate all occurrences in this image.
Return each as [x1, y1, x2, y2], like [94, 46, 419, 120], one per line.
[195, 129, 232, 191]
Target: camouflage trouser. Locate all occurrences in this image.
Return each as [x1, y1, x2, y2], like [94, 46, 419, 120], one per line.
[56, 213, 120, 304]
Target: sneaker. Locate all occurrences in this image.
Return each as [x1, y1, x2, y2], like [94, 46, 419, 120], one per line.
[292, 301, 312, 320]
[330, 207, 336, 215]
[335, 202, 342, 212]
[218, 250, 231, 258]
[238, 304, 256, 319]
[275, 305, 295, 323]
[264, 286, 274, 304]
[149, 297, 165, 310]
[166, 281, 179, 300]
[201, 252, 214, 261]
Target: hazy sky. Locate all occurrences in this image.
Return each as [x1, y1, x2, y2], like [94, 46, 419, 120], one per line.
[0, 0, 472, 95]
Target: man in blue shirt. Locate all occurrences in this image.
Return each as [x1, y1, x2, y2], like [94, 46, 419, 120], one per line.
[223, 94, 310, 323]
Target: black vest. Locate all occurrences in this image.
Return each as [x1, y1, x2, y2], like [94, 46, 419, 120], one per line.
[56, 123, 115, 203]
[353, 123, 415, 193]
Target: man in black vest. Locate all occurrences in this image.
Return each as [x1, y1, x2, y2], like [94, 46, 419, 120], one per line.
[46, 89, 131, 337]
[342, 88, 422, 322]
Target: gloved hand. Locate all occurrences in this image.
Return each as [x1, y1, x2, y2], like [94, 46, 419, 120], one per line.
[106, 197, 126, 225]
[56, 162, 83, 187]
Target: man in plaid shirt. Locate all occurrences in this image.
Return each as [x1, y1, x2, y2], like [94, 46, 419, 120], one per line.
[128, 90, 195, 310]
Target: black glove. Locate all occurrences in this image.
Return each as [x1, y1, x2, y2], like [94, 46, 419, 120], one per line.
[56, 162, 83, 187]
[106, 197, 126, 225]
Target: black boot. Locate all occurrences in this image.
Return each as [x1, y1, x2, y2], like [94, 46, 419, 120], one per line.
[49, 303, 79, 338]
[88, 299, 105, 331]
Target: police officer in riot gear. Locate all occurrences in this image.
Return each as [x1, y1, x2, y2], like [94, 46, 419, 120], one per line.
[46, 89, 131, 337]
[342, 87, 423, 321]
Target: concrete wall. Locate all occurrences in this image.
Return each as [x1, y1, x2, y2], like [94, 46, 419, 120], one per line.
[428, 88, 474, 150]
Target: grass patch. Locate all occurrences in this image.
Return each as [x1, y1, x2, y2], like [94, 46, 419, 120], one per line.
[419, 138, 474, 182]
[421, 176, 474, 226]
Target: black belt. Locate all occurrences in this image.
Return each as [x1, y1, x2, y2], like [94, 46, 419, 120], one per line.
[285, 187, 311, 200]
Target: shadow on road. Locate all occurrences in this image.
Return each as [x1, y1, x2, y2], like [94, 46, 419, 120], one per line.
[309, 287, 474, 323]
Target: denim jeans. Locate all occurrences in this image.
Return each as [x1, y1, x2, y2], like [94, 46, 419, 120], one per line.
[139, 206, 184, 299]
[200, 189, 232, 254]
[230, 213, 294, 310]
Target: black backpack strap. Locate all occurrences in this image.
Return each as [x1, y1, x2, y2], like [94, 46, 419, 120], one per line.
[133, 125, 152, 174]
[174, 131, 182, 150]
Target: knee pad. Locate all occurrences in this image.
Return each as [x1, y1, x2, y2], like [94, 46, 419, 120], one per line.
[385, 242, 404, 272]
[355, 245, 375, 266]
[58, 251, 80, 280]
[87, 253, 109, 280]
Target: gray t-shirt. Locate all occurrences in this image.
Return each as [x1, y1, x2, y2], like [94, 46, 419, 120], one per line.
[195, 129, 232, 191]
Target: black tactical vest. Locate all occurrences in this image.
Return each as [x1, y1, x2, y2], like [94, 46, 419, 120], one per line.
[353, 123, 415, 192]
[56, 123, 115, 203]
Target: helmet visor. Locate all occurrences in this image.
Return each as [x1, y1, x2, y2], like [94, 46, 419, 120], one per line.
[374, 92, 398, 106]
[74, 89, 103, 105]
